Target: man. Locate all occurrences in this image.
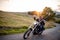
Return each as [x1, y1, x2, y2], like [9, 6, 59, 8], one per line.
[39, 16, 45, 31]
[32, 11, 45, 32]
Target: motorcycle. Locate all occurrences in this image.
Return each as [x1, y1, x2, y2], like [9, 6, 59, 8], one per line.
[23, 21, 44, 39]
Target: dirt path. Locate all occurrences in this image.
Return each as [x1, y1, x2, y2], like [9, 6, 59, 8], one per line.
[0, 24, 60, 40]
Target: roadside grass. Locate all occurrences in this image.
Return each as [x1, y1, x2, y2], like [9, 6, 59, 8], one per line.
[55, 18, 60, 24]
[0, 25, 55, 36]
[44, 20, 56, 29]
[0, 22, 56, 36]
[0, 26, 28, 36]
[0, 25, 56, 36]
[55, 20, 60, 24]
[45, 24, 56, 29]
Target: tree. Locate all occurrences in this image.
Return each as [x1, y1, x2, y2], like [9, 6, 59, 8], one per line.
[42, 7, 56, 21]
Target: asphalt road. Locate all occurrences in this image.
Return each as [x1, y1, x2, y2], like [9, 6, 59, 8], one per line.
[0, 24, 60, 40]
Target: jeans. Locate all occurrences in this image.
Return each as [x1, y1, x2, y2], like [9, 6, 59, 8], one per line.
[38, 25, 45, 32]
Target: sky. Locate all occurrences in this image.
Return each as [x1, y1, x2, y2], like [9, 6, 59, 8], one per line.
[0, 0, 60, 12]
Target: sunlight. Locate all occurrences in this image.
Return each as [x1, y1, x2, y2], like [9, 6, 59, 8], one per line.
[0, 0, 59, 12]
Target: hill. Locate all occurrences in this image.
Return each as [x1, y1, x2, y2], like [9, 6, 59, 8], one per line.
[0, 11, 34, 27]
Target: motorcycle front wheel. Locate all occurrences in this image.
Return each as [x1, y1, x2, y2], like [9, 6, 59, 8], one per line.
[23, 28, 32, 39]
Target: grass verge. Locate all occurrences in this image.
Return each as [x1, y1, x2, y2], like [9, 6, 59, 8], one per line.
[0, 26, 28, 36]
